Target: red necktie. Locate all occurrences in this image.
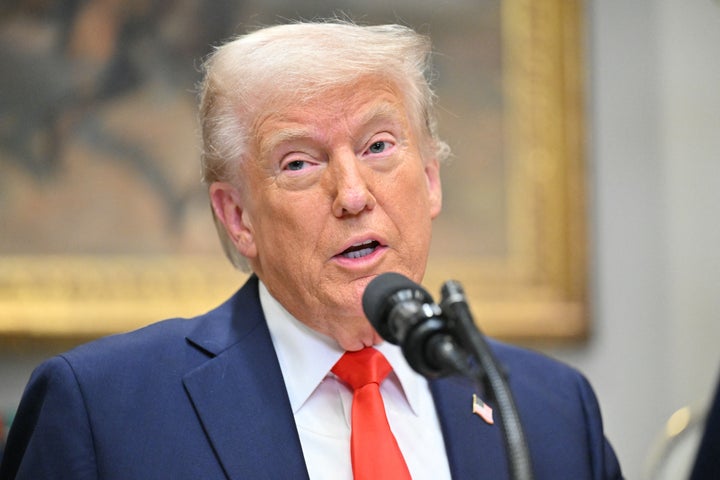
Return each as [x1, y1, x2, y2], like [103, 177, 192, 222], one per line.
[332, 347, 412, 480]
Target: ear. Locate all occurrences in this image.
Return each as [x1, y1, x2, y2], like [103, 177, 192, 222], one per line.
[424, 158, 442, 219]
[209, 182, 257, 258]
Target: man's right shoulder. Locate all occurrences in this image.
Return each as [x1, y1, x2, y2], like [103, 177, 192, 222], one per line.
[57, 276, 261, 371]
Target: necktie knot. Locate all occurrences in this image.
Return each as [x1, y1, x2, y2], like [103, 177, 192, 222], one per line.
[332, 347, 392, 390]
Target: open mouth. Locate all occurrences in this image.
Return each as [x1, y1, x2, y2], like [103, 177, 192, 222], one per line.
[340, 240, 381, 259]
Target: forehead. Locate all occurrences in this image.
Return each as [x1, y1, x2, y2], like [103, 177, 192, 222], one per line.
[252, 78, 413, 153]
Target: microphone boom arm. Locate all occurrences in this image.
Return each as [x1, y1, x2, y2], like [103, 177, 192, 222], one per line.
[441, 280, 534, 480]
[362, 272, 535, 479]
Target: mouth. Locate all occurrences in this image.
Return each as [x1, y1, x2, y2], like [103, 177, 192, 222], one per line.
[339, 239, 382, 259]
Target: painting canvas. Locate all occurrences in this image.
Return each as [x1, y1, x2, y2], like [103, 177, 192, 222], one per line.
[0, 0, 588, 341]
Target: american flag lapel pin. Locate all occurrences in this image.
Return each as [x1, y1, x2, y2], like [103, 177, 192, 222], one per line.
[472, 394, 494, 425]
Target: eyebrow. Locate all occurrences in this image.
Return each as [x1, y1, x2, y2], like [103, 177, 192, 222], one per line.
[258, 101, 406, 158]
[259, 126, 313, 159]
[357, 102, 406, 133]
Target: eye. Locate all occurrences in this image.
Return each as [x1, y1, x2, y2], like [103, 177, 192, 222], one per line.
[368, 141, 387, 154]
[284, 159, 307, 171]
[366, 140, 390, 155]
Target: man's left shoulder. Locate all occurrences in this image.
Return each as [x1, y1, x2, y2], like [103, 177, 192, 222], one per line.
[488, 339, 595, 401]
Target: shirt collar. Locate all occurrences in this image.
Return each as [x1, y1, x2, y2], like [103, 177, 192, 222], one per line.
[259, 281, 427, 416]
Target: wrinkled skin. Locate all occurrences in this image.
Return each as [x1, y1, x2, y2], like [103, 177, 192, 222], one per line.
[210, 78, 442, 351]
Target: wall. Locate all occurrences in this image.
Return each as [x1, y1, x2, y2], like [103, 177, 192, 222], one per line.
[546, 0, 720, 478]
[2, 1, 720, 479]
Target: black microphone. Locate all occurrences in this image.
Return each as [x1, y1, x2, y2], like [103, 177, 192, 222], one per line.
[365, 272, 534, 480]
[362, 272, 472, 378]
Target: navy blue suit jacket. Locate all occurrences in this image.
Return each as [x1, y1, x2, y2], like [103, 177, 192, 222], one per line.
[690, 369, 720, 479]
[1, 276, 622, 479]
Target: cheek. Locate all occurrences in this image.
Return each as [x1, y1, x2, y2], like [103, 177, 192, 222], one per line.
[387, 169, 436, 244]
[387, 166, 434, 213]
[254, 197, 325, 252]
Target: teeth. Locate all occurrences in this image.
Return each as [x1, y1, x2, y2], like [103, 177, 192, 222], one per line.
[344, 247, 374, 259]
[342, 240, 378, 259]
[352, 240, 373, 247]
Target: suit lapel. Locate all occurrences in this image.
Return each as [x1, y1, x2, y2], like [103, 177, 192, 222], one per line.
[431, 376, 509, 479]
[182, 276, 310, 480]
[181, 275, 513, 479]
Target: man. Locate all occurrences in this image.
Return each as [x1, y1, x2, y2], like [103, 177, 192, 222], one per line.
[0, 21, 623, 479]
[690, 369, 720, 479]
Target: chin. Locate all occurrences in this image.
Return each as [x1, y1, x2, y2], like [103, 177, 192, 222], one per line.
[334, 324, 382, 352]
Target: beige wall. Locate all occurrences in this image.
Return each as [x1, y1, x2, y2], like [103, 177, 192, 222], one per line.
[547, 1, 720, 478]
[2, 2, 720, 479]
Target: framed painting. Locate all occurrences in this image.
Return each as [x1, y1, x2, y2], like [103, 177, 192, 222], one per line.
[0, 0, 588, 342]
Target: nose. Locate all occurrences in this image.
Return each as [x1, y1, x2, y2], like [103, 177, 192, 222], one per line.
[330, 150, 377, 217]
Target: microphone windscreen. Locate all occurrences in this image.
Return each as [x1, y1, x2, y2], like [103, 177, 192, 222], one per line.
[362, 272, 430, 329]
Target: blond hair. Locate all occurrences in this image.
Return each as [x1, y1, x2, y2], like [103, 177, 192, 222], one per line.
[198, 20, 449, 270]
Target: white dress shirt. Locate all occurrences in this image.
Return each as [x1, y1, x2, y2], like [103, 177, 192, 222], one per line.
[259, 282, 453, 480]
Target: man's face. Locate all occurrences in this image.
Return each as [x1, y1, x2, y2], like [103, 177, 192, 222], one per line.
[210, 78, 442, 350]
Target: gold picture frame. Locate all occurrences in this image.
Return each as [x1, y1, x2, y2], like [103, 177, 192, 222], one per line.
[0, 0, 587, 342]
